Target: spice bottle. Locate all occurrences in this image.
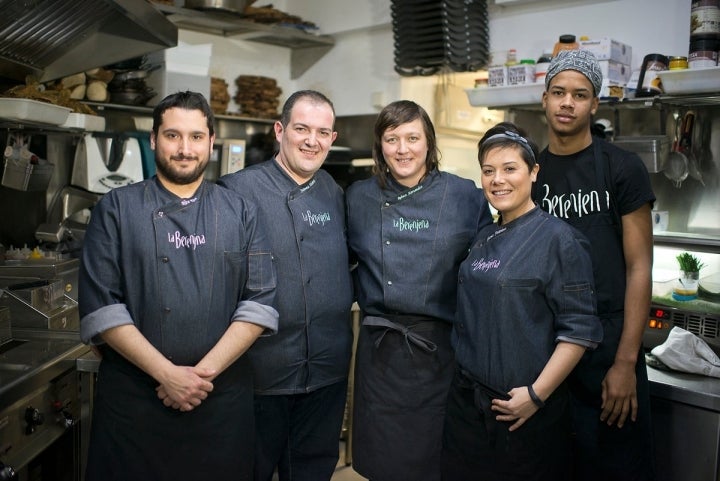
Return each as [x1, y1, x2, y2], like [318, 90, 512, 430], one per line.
[535, 50, 553, 83]
[552, 34, 579, 57]
[505, 49, 518, 66]
[635, 53, 669, 97]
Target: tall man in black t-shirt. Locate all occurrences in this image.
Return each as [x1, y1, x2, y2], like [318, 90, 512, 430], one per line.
[531, 50, 656, 481]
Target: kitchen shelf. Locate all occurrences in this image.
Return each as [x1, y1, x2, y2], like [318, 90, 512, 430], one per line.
[152, 4, 335, 79]
[478, 92, 720, 112]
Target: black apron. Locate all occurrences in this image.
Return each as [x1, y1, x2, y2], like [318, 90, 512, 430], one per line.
[351, 314, 455, 481]
[85, 349, 255, 481]
[565, 142, 655, 481]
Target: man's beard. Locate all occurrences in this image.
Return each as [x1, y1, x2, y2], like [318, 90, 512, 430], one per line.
[155, 153, 208, 185]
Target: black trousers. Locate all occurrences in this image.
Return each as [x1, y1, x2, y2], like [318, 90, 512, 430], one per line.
[441, 369, 572, 481]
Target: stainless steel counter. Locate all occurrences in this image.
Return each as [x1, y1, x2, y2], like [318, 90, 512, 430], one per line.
[648, 365, 720, 481]
[648, 365, 720, 412]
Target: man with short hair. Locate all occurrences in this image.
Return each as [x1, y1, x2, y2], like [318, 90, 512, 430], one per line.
[79, 91, 278, 481]
[532, 49, 656, 481]
[219, 90, 354, 481]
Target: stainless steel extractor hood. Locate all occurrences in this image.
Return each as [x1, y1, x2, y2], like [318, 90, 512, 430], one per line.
[0, 0, 178, 82]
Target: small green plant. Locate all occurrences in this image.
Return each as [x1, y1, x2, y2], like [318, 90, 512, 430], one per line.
[676, 252, 705, 273]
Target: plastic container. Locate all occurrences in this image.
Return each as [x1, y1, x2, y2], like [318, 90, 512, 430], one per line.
[0, 98, 71, 126]
[635, 53, 668, 97]
[552, 34, 579, 57]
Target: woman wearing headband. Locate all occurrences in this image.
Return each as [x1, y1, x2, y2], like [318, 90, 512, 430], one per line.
[442, 122, 603, 481]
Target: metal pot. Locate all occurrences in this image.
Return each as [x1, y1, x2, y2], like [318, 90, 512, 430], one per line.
[185, 0, 250, 14]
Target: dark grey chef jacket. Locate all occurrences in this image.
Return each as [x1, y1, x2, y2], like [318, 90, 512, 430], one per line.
[78, 178, 278, 481]
[219, 159, 354, 394]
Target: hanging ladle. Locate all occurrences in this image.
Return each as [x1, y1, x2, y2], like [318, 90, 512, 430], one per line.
[664, 110, 688, 188]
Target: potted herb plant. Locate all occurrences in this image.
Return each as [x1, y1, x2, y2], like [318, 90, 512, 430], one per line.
[672, 252, 705, 301]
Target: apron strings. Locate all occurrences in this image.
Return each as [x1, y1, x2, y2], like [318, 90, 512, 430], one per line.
[362, 315, 438, 355]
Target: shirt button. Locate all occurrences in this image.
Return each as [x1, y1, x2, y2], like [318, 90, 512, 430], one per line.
[385, 240, 390, 245]
[163, 307, 171, 313]
[387, 281, 392, 286]
[384, 202, 390, 207]
[161, 257, 169, 263]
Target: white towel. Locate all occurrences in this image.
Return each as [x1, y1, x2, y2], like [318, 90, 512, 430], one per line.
[651, 326, 720, 378]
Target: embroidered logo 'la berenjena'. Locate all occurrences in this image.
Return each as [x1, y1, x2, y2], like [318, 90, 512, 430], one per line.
[168, 231, 206, 250]
[393, 217, 430, 232]
[302, 210, 332, 226]
[472, 257, 501, 272]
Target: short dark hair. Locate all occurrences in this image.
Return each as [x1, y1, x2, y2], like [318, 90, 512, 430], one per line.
[152, 91, 215, 137]
[372, 100, 439, 188]
[280, 90, 335, 127]
[477, 122, 538, 171]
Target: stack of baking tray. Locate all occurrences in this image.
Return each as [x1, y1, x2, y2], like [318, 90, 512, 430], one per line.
[392, 0, 445, 76]
[442, 0, 489, 72]
[391, 0, 490, 76]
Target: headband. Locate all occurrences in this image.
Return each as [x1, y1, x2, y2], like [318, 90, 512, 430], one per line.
[482, 131, 536, 163]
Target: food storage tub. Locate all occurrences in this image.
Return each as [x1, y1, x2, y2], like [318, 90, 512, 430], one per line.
[612, 136, 670, 173]
[1, 159, 54, 191]
[0, 98, 72, 125]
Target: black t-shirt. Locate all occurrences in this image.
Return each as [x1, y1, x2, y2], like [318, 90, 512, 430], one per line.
[532, 139, 655, 316]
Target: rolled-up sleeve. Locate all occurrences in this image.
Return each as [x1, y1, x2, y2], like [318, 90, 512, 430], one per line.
[552, 232, 603, 349]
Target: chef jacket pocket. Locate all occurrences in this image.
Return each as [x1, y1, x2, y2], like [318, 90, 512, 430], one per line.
[562, 281, 595, 315]
[247, 251, 276, 290]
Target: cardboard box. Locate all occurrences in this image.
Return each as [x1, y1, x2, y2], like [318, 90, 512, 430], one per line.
[599, 60, 632, 84]
[488, 65, 507, 87]
[507, 64, 536, 85]
[145, 67, 211, 106]
[579, 37, 632, 65]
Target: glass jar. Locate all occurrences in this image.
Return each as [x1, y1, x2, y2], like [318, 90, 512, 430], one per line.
[668, 56, 689, 69]
[635, 53, 669, 97]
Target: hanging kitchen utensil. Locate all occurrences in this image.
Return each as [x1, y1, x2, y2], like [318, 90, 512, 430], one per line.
[678, 110, 705, 186]
[664, 110, 689, 188]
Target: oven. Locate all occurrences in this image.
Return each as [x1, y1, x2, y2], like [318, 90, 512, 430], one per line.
[0, 262, 91, 481]
[643, 302, 720, 355]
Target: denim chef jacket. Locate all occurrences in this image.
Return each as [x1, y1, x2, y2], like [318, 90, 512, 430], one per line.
[79, 178, 279, 366]
[453, 206, 602, 392]
[346, 169, 492, 321]
[218, 159, 354, 394]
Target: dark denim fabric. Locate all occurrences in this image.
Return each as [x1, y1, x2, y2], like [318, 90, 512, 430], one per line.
[453, 206, 602, 392]
[220, 160, 354, 394]
[346, 170, 492, 322]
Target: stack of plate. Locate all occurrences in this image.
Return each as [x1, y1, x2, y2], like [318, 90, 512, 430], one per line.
[391, 0, 490, 76]
[392, 0, 445, 76]
[442, 0, 489, 72]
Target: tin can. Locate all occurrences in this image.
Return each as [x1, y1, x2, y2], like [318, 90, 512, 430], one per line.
[669, 56, 689, 69]
[689, 36, 720, 68]
[691, 0, 720, 37]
